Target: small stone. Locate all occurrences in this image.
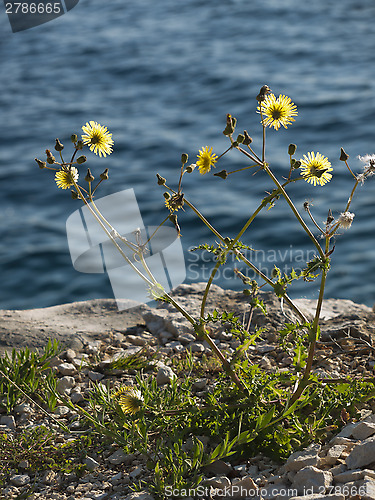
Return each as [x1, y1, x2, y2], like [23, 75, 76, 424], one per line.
[193, 378, 207, 390]
[256, 343, 275, 353]
[289, 495, 344, 500]
[71, 391, 84, 404]
[57, 362, 77, 376]
[203, 475, 231, 489]
[329, 464, 346, 476]
[127, 335, 147, 346]
[165, 340, 184, 351]
[334, 468, 364, 482]
[88, 371, 104, 382]
[42, 469, 60, 485]
[178, 333, 196, 345]
[204, 460, 233, 476]
[91, 493, 108, 500]
[110, 471, 122, 485]
[335, 421, 360, 439]
[322, 444, 347, 465]
[18, 460, 29, 470]
[10, 474, 30, 486]
[351, 422, 375, 441]
[329, 436, 356, 447]
[346, 436, 375, 469]
[14, 403, 32, 414]
[124, 491, 155, 500]
[54, 405, 70, 416]
[189, 342, 205, 353]
[108, 449, 128, 465]
[364, 469, 375, 479]
[230, 476, 258, 498]
[260, 482, 288, 499]
[85, 341, 101, 354]
[285, 443, 321, 472]
[84, 456, 100, 471]
[259, 356, 273, 370]
[156, 366, 176, 385]
[233, 464, 247, 476]
[130, 465, 143, 478]
[57, 376, 75, 394]
[292, 466, 332, 495]
[65, 349, 76, 360]
[0, 415, 16, 430]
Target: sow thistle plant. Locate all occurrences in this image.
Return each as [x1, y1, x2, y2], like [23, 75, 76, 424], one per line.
[33, 88, 375, 492]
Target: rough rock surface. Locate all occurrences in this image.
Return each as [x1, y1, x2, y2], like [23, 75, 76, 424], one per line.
[1, 283, 375, 500]
[0, 299, 148, 356]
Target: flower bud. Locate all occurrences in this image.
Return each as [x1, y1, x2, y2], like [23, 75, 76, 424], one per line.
[76, 140, 83, 150]
[77, 155, 87, 164]
[243, 130, 253, 145]
[156, 173, 166, 185]
[181, 153, 188, 164]
[340, 147, 349, 161]
[71, 190, 78, 199]
[100, 168, 109, 180]
[55, 138, 64, 151]
[85, 168, 94, 183]
[163, 192, 171, 200]
[243, 289, 251, 296]
[256, 85, 271, 102]
[71, 134, 78, 143]
[45, 149, 55, 164]
[35, 158, 46, 169]
[236, 134, 245, 144]
[223, 113, 236, 136]
[326, 209, 334, 225]
[214, 169, 228, 180]
[185, 163, 196, 173]
[271, 267, 280, 279]
[288, 144, 297, 155]
[291, 159, 301, 169]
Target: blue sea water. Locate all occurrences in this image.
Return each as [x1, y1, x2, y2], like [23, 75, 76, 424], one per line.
[0, 0, 375, 310]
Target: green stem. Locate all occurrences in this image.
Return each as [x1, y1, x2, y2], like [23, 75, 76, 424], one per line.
[262, 164, 325, 260]
[234, 249, 308, 324]
[72, 181, 152, 286]
[183, 196, 308, 324]
[290, 239, 329, 404]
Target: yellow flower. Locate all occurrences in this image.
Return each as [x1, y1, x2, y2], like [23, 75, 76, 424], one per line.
[81, 121, 114, 157]
[258, 94, 298, 130]
[115, 386, 144, 415]
[300, 152, 333, 186]
[165, 193, 184, 212]
[55, 166, 79, 189]
[196, 146, 218, 175]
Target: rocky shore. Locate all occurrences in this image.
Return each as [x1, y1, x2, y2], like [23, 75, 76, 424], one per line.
[1, 283, 375, 500]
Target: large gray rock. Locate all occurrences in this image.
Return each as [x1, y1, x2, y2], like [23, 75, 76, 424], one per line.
[285, 443, 321, 472]
[0, 298, 149, 356]
[292, 466, 332, 495]
[346, 436, 375, 469]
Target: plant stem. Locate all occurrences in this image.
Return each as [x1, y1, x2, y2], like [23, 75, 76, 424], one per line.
[289, 239, 329, 404]
[262, 164, 325, 260]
